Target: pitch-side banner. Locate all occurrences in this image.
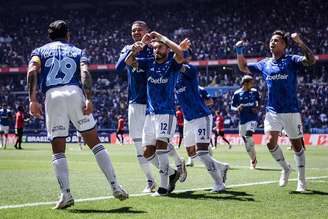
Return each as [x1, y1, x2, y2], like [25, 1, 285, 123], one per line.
[4, 134, 328, 146]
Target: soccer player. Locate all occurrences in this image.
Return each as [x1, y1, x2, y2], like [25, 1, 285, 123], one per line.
[176, 106, 184, 148]
[176, 42, 229, 191]
[116, 115, 125, 145]
[116, 21, 186, 193]
[27, 20, 128, 209]
[213, 110, 232, 149]
[125, 31, 184, 196]
[236, 30, 316, 192]
[14, 106, 25, 150]
[231, 75, 260, 169]
[0, 103, 12, 149]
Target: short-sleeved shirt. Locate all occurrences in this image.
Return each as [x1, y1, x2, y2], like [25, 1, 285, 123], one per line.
[116, 45, 153, 104]
[248, 54, 305, 113]
[175, 64, 211, 121]
[0, 108, 11, 126]
[232, 88, 260, 124]
[137, 55, 182, 115]
[15, 111, 24, 129]
[30, 41, 88, 93]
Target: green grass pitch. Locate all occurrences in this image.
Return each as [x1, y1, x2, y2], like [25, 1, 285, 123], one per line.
[0, 143, 327, 219]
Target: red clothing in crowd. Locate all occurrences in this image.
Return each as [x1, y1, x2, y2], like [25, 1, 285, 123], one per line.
[215, 115, 224, 131]
[117, 118, 124, 131]
[15, 111, 24, 129]
[176, 110, 184, 127]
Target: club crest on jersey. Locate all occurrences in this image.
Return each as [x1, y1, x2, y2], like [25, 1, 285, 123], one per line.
[148, 76, 168, 84]
[266, 74, 288, 80]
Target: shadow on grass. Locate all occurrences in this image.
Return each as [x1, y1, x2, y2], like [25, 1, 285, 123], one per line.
[68, 206, 147, 214]
[168, 189, 255, 202]
[289, 190, 328, 196]
[254, 167, 281, 172]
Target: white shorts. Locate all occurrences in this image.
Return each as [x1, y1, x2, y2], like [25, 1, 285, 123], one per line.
[45, 85, 97, 140]
[142, 114, 177, 146]
[0, 125, 9, 134]
[239, 121, 257, 136]
[184, 115, 213, 147]
[264, 112, 303, 139]
[128, 103, 146, 140]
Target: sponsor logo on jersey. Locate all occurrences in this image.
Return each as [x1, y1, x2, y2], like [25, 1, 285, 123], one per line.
[148, 76, 168, 84]
[266, 74, 288, 80]
[176, 86, 186, 94]
[242, 102, 255, 107]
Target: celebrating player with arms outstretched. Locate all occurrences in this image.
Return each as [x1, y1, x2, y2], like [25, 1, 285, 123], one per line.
[28, 20, 128, 209]
[125, 31, 184, 196]
[232, 75, 260, 169]
[236, 30, 316, 191]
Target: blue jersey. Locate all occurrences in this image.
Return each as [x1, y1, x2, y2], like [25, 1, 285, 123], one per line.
[0, 108, 12, 126]
[232, 88, 260, 124]
[116, 45, 153, 104]
[248, 54, 305, 113]
[137, 55, 182, 115]
[176, 64, 211, 121]
[31, 41, 88, 93]
[199, 86, 211, 101]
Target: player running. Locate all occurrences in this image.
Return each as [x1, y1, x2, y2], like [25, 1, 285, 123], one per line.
[175, 42, 229, 192]
[116, 21, 186, 193]
[236, 30, 316, 192]
[28, 20, 128, 209]
[125, 31, 185, 196]
[231, 75, 260, 169]
[0, 103, 12, 149]
[212, 110, 232, 149]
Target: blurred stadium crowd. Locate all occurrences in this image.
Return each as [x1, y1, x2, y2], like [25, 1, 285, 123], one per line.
[0, 0, 327, 132]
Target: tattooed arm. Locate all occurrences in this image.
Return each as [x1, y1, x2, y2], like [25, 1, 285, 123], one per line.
[80, 62, 94, 115]
[291, 33, 316, 66]
[27, 56, 42, 117]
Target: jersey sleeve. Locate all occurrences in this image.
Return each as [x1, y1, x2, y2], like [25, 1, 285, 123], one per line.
[231, 93, 239, 110]
[199, 87, 211, 100]
[30, 48, 41, 64]
[181, 64, 197, 79]
[291, 55, 306, 65]
[115, 45, 132, 74]
[80, 49, 90, 64]
[247, 60, 264, 75]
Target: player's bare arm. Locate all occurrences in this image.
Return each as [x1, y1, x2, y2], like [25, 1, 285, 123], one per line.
[150, 31, 184, 63]
[27, 57, 42, 118]
[235, 41, 251, 74]
[80, 62, 93, 115]
[291, 33, 316, 66]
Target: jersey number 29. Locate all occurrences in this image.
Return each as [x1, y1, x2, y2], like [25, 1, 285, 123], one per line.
[45, 57, 77, 86]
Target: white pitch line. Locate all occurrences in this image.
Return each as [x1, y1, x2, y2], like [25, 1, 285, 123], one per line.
[0, 176, 327, 210]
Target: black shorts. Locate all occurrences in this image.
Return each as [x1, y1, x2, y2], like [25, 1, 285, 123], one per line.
[178, 125, 183, 135]
[116, 130, 124, 135]
[16, 128, 23, 136]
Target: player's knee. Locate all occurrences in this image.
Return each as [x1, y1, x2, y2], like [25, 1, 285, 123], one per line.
[143, 145, 156, 158]
[156, 138, 169, 150]
[265, 134, 276, 149]
[186, 146, 196, 157]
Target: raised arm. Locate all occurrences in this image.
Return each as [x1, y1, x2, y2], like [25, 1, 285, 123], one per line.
[150, 31, 184, 63]
[235, 41, 251, 74]
[27, 56, 42, 118]
[291, 33, 316, 66]
[125, 41, 145, 68]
